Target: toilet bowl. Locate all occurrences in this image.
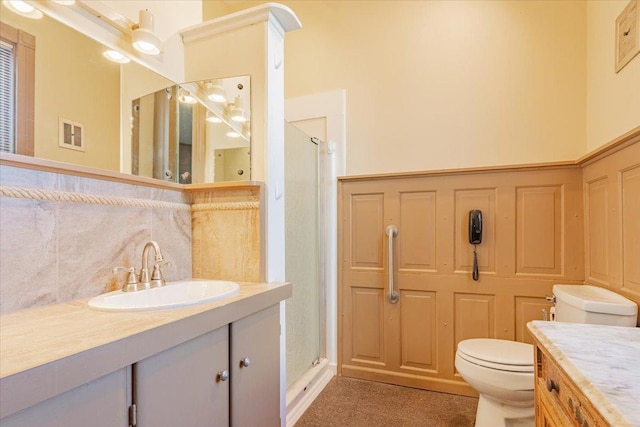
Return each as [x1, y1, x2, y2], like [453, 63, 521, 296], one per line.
[455, 284, 638, 427]
[455, 339, 535, 427]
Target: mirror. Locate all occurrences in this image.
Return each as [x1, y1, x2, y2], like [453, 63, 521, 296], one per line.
[131, 77, 250, 184]
[0, 4, 251, 184]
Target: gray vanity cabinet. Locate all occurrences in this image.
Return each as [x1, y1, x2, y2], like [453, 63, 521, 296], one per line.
[0, 368, 130, 427]
[134, 326, 230, 427]
[133, 304, 281, 427]
[230, 304, 281, 427]
[1, 284, 290, 427]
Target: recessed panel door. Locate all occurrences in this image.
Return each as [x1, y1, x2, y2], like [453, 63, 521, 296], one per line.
[341, 181, 444, 388]
[341, 185, 388, 371]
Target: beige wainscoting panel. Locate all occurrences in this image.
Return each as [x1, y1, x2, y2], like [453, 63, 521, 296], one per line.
[398, 191, 437, 272]
[454, 293, 496, 344]
[515, 296, 553, 344]
[399, 290, 437, 372]
[621, 166, 640, 293]
[350, 287, 385, 364]
[516, 186, 562, 276]
[582, 135, 640, 309]
[585, 177, 610, 286]
[454, 189, 497, 274]
[191, 186, 262, 283]
[350, 193, 385, 269]
[339, 164, 584, 395]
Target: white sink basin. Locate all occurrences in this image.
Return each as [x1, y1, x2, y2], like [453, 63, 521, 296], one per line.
[88, 279, 240, 312]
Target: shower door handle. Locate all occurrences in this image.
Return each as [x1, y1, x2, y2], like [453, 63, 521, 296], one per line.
[386, 225, 399, 304]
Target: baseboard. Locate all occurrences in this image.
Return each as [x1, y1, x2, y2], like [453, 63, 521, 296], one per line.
[286, 359, 335, 426]
[340, 364, 477, 397]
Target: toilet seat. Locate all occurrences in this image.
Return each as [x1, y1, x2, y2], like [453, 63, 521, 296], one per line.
[457, 339, 533, 373]
[455, 352, 534, 393]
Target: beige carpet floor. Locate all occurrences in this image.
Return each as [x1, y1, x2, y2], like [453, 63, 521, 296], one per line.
[295, 377, 478, 427]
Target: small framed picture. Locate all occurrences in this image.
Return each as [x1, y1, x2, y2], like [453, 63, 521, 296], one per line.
[615, 0, 640, 73]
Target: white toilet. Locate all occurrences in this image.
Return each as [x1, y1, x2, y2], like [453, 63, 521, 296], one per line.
[455, 284, 638, 427]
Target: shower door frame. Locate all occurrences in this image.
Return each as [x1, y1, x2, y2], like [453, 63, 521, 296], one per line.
[285, 90, 346, 374]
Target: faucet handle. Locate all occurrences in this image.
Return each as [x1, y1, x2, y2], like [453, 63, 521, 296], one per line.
[150, 261, 170, 288]
[113, 266, 141, 292]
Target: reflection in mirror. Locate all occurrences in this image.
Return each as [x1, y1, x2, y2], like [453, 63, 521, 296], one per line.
[0, 3, 251, 184]
[1, 9, 127, 170]
[130, 77, 251, 184]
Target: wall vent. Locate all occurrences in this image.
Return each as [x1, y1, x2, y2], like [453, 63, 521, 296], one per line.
[58, 118, 85, 151]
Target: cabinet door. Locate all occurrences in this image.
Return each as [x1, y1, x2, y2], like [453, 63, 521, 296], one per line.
[0, 368, 129, 427]
[135, 327, 229, 427]
[537, 385, 574, 427]
[230, 304, 280, 427]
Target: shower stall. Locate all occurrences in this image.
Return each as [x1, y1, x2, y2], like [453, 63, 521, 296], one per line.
[284, 121, 324, 390]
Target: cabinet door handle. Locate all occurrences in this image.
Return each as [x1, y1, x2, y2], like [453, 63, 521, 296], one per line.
[546, 378, 559, 393]
[240, 357, 251, 368]
[575, 407, 584, 424]
[216, 370, 229, 382]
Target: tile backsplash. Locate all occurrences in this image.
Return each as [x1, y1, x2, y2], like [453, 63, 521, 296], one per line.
[0, 166, 192, 314]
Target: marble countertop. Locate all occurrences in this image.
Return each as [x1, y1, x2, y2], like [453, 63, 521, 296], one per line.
[527, 321, 640, 427]
[0, 281, 291, 418]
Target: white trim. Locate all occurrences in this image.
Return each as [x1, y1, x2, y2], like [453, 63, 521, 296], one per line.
[265, 34, 287, 427]
[285, 359, 335, 427]
[180, 2, 301, 43]
[285, 89, 346, 378]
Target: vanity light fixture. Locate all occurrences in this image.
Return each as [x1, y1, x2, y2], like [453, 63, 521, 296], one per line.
[229, 96, 248, 123]
[52, 0, 75, 5]
[3, 0, 44, 18]
[205, 111, 223, 123]
[178, 89, 197, 105]
[226, 131, 241, 138]
[132, 9, 162, 55]
[102, 49, 131, 64]
[206, 80, 227, 103]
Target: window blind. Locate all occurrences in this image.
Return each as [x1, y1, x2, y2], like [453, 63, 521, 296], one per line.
[0, 40, 15, 153]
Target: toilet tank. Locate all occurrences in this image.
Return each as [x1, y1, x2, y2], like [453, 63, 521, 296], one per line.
[553, 285, 638, 326]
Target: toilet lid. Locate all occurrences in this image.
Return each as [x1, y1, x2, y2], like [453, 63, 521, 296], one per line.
[457, 339, 533, 372]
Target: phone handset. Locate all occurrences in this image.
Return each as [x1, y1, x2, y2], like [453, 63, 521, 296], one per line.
[468, 210, 483, 281]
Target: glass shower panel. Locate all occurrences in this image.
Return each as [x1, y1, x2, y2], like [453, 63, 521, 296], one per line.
[284, 121, 320, 388]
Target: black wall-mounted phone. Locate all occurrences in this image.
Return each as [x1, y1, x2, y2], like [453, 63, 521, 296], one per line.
[469, 210, 483, 244]
[468, 210, 483, 281]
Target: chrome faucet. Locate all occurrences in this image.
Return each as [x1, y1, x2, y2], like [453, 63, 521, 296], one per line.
[139, 241, 168, 288]
[113, 241, 168, 292]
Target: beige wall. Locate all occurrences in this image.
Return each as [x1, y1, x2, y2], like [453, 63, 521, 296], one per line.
[205, 1, 587, 176]
[586, 0, 640, 151]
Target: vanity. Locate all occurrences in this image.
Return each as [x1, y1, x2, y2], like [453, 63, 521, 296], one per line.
[0, 281, 291, 427]
[528, 320, 640, 427]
